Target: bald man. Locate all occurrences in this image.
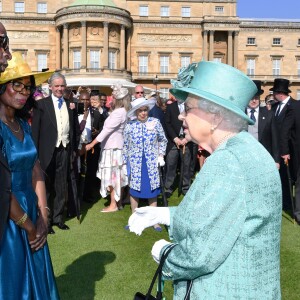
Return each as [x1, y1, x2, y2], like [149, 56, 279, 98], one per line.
[0, 21, 12, 243]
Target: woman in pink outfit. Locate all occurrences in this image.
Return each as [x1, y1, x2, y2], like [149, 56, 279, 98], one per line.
[86, 84, 131, 212]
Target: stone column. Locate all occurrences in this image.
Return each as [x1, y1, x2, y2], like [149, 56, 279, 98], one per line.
[120, 25, 125, 70]
[209, 30, 214, 61]
[81, 21, 87, 68]
[55, 27, 61, 70]
[233, 31, 239, 68]
[103, 22, 109, 68]
[227, 31, 233, 66]
[63, 23, 69, 69]
[202, 30, 208, 60]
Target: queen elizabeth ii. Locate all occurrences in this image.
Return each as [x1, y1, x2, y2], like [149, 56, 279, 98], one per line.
[128, 61, 282, 299]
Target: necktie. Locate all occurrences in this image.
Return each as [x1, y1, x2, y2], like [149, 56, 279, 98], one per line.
[275, 102, 283, 117]
[58, 98, 63, 109]
[250, 109, 256, 123]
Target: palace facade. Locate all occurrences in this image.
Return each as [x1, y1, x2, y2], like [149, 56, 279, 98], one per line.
[1, 0, 300, 99]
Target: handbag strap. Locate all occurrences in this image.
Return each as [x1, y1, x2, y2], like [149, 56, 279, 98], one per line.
[145, 244, 176, 300]
[184, 280, 193, 300]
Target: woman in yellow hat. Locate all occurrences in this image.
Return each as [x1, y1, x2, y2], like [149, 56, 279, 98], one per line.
[0, 52, 59, 299]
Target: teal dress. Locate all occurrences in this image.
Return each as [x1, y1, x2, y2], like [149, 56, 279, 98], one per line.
[0, 119, 60, 300]
[161, 132, 282, 299]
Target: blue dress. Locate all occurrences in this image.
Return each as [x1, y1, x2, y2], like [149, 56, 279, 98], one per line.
[0, 119, 60, 300]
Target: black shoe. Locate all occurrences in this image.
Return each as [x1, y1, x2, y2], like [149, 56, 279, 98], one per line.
[48, 226, 55, 234]
[53, 222, 70, 230]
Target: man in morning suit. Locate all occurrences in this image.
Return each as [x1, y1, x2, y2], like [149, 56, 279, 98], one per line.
[280, 97, 300, 224]
[247, 80, 280, 166]
[32, 72, 79, 234]
[271, 78, 294, 211]
[164, 100, 196, 197]
[0, 21, 12, 243]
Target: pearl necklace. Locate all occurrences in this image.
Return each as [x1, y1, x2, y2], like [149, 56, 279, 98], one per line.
[215, 132, 236, 149]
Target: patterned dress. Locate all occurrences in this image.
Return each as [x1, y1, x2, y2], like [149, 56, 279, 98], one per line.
[161, 132, 282, 299]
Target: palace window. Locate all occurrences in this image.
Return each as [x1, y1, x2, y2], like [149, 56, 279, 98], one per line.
[247, 37, 256, 45]
[139, 5, 148, 17]
[37, 53, 47, 72]
[273, 38, 281, 45]
[37, 2, 47, 13]
[0, 1, 2, 12]
[160, 55, 169, 74]
[297, 59, 300, 77]
[15, 2, 25, 13]
[215, 6, 224, 13]
[181, 7, 190, 17]
[73, 50, 81, 70]
[213, 57, 222, 63]
[297, 90, 300, 100]
[108, 50, 116, 69]
[181, 56, 190, 68]
[160, 88, 169, 100]
[298, 38, 300, 46]
[247, 58, 255, 76]
[272, 59, 281, 76]
[161, 6, 169, 17]
[90, 50, 100, 69]
[139, 55, 148, 73]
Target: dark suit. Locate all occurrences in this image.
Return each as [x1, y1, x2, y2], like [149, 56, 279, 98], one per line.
[273, 98, 294, 210]
[248, 107, 280, 163]
[0, 152, 11, 243]
[83, 107, 106, 201]
[164, 101, 196, 196]
[280, 100, 300, 221]
[32, 96, 79, 224]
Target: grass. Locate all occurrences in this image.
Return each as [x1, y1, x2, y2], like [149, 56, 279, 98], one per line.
[48, 195, 300, 300]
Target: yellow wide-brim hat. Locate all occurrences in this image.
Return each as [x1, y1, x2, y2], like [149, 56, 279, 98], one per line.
[0, 52, 54, 86]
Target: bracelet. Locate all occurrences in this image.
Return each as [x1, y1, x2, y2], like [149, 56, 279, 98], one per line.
[16, 213, 28, 226]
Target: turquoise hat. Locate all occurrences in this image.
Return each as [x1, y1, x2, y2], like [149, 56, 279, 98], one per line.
[170, 61, 258, 125]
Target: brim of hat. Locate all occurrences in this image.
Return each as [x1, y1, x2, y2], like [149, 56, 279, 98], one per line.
[0, 71, 54, 86]
[127, 99, 156, 119]
[170, 87, 255, 125]
[255, 89, 264, 96]
[269, 87, 291, 93]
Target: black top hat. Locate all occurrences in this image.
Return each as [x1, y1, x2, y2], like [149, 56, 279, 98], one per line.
[252, 80, 264, 96]
[269, 78, 291, 94]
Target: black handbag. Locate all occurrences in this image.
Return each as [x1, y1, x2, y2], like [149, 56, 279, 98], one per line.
[134, 244, 193, 300]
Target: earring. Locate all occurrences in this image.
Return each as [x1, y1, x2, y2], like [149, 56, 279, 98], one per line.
[211, 126, 215, 132]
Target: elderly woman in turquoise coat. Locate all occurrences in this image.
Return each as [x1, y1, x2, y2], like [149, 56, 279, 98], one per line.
[123, 97, 167, 231]
[129, 62, 282, 299]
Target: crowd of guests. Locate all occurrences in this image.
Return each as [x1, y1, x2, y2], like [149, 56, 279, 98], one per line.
[0, 18, 298, 298]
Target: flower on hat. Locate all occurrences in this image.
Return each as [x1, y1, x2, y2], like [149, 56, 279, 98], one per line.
[170, 62, 198, 89]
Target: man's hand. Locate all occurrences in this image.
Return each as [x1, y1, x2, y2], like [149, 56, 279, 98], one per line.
[281, 154, 290, 164]
[173, 137, 183, 149]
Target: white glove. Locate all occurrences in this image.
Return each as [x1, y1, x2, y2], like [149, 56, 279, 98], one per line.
[128, 206, 170, 236]
[157, 156, 165, 167]
[151, 239, 171, 264]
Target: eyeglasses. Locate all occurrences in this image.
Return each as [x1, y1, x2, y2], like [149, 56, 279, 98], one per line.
[0, 35, 9, 51]
[9, 81, 33, 94]
[184, 103, 198, 114]
[135, 91, 144, 95]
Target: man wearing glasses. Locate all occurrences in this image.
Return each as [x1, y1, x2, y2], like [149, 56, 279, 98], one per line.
[0, 21, 12, 243]
[134, 85, 145, 100]
[247, 80, 280, 167]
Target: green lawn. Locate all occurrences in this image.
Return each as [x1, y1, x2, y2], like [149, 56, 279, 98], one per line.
[48, 196, 300, 300]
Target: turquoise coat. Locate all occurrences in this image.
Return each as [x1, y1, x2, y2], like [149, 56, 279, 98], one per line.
[161, 132, 282, 299]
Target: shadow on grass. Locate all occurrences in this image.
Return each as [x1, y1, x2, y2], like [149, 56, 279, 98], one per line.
[56, 251, 116, 300]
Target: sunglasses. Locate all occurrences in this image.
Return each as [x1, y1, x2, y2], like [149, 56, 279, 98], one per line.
[135, 91, 144, 94]
[9, 81, 33, 94]
[0, 35, 9, 51]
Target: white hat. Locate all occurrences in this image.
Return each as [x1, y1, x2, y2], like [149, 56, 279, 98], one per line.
[127, 97, 156, 119]
[146, 91, 157, 100]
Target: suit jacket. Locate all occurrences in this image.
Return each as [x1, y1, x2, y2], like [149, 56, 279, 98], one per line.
[0, 152, 11, 243]
[280, 99, 300, 178]
[31, 96, 79, 171]
[272, 98, 293, 131]
[250, 107, 280, 163]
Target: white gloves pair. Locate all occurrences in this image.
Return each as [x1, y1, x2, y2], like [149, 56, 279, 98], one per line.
[128, 206, 170, 236]
[157, 156, 165, 167]
[151, 239, 172, 263]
